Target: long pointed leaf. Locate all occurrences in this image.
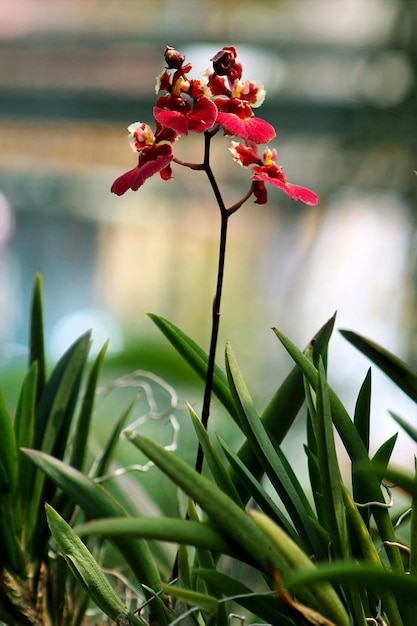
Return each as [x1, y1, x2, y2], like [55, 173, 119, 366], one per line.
[352, 369, 372, 527]
[233, 314, 335, 502]
[273, 326, 405, 575]
[225, 340, 324, 560]
[76, 516, 232, 554]
[22, 449, 167, 625]
[127, 433, 347, 624]
[148, 314, 236, 419]
[218, 435, 299, 542]
[70, 340, 109, 472]
[188, 404, 242, 505]
[45, 504, 143, 625]
[29, 272, 46, 403]
[340, 329, 417, 402]
[194, 568, 295, 625]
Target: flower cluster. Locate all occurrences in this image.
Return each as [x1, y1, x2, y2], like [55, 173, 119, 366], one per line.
[111, 45, 318, 206]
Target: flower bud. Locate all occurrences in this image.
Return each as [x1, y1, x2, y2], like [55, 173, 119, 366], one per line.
[164, 46, 186, 69]
[211, 46, 237, 76]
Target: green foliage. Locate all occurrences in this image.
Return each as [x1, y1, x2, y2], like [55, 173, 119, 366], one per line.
[4, 275, 417, 625]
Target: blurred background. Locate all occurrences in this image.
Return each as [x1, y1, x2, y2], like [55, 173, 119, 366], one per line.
[0, 0, 417, 472]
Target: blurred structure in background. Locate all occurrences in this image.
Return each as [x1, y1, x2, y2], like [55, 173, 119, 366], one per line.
[0, 0, 416, 457]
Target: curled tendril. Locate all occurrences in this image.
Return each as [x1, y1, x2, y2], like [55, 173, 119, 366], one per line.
[91, 370, 179, 482]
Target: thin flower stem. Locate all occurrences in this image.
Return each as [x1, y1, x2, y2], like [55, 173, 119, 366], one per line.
[194, 132, 253, 475]
[195, 208, 229, 474]
[194, 132, 229, 475]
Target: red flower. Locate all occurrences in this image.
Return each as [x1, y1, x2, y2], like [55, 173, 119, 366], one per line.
[229, 141, 318, 206]
[154, 51, 218, 136]
[111, 122, 174, 196]
[154, 93, 217, 135]
[207, 47, 275, 144]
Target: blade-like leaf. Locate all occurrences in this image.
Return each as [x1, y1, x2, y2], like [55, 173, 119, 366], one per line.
[35, 332, 91, 455]
[250, 510, 350, 626]
[127, 433, 289, 575]
[390, 411, 417, 443]
[69, 340, 109, 472]
[22, 448, 168, 625]
[0, 392, 17, 497]
[342, 486, 402, 626]
[218, 435, 299, 542]
[287, 562, 417, 599]
[159, 582, 217, 614]
[76, 516, 232, 554]
[28, 333, 92, 551]
[225, 340, 324, 560]
[233, 314, 336, 502]
[371, 434, 398, 477]
[14, 362, 38, 530]
[273, 326, 405, 575]
[340, 329, 417, 402]
[127, 433, 347, 624]
[45, 504, 143, 625]
[29, 272, 46, 403]
[148, 314, 236, 419]
[188, 404, 242, 505]
[313, 359, 348, 559]
[194, 568, 294, 625]
[352, 369, 372, 527]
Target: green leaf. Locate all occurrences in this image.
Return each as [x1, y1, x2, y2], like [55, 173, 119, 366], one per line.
[287, 561, 417, 599]
[410, 459, 417, 577]
[23, 448, 168, 625]
[342, 486, 403, 626]
[371, 434, 398, 476]
[340, 329, 417, 402]
[45, 504, 143, 625]
[352, 369, 372, 527]
[313, 359, 348, 558]
[127, 433, 345, 623]
[76, 516, 232, 554]
[69, 340, 109, 472]
[0, 392, 17, 496]
[250, 510, 350, 626]
[225, 340, 324, 560]
[148, 314, 236, 419]
[159, 582, 218, 614]
[34, 332, 91, 456]
[273, 326, 405, 574]
[28, 333, 92, 549]
[218, 435, 299, 542]
[29, 272, 46, 403]
[14, 362, 38, 529]
[233, 314, 335, 503]
[390, 411, 417, 443]
[188, 404, 242, 505]
[126, 434, 289, 573]
[194, 569, 294, 625]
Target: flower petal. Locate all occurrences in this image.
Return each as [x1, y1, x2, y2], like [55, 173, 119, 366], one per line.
[228, 141, 260, 167]
[243, 117, 276, 143]
[111, 166, 139, 196]
[187, 97, 218, 132]
[217, 112, 276, 143]
[130, 155, 174, 190]
[252, 172, 318, 206]
[154, 106, 190, 135]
